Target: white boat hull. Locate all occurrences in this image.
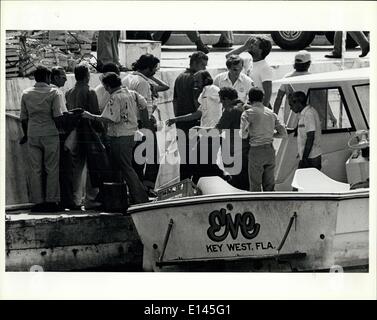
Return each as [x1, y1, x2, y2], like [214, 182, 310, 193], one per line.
[129, 190, 368, 272]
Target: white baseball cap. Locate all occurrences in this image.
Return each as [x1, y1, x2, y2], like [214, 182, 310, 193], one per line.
[295, 50, 311, 63]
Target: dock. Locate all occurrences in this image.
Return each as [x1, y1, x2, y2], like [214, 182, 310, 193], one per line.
[6, 209, 143, 271]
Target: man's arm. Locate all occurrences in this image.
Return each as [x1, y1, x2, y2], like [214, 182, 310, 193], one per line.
[166, 111, 202, 126]
[149, 76, 169, 92]
[134, 91, 151, 128]
[173, 79, 178, 116]
[19, 95, 29, 144]
[273, 89, 286, 115]
[302, 131, 315, 160]
[262, 81, 272, 108]
[273, 117, 288, 139]
[50, 91, 66, 131]
[225, 37, 254, 59]
[20, 120, 28, 144]
[239, 111, 250, 139]
[82, 112, 114, 124]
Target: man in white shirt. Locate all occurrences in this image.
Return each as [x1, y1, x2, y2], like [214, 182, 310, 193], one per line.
[122, 54, 169, 193]
[214, 54, 253, 104]
[288, 91, 322, 170]
[226, 36, 273, 108]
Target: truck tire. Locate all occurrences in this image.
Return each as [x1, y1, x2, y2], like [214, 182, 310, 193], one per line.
[324, 32, 368, 49]
[270, 31, 316, 50]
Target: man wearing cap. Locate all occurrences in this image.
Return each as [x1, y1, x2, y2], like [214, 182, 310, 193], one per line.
[273, 50, 312, 124]
[274, 50, 337, 129]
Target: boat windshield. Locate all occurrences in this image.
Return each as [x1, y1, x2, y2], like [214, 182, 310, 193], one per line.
[353, 84, 370, 128]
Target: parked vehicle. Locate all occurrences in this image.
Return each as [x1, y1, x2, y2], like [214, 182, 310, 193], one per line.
[270, 31, 365, 50]
[123, 31, 368, 50]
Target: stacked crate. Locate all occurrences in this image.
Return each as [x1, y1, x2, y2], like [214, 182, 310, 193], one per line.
[67, 31, 93, 56]
[49, 31, 69, 52]
[6, 32, 21, 78]
[19, 31, 47, 77]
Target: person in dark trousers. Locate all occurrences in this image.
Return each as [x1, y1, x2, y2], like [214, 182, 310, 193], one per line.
[97, 31, 128, 72]
[20, 65, 65, 212]
[147, 31, 210, 53]
[240, 88, 287, 192]
[123, 54, 169, 194]
[166, 70, 224, 184]
[65, 64, 108, 209]
[287, 91, 322, 170]
[50, 66, 77, 210]
[170, 51, 208, 181]
[212, 31, 234, 48]
[216, 87, 249, 190]
[325, 31, 369, 58]
[82, 72, 149, 204]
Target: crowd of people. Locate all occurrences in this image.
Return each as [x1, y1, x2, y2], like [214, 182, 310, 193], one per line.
[20, 35, 324, 213]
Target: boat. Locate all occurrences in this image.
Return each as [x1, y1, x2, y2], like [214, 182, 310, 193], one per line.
[129, 67, 370, 272]
[5, 67, 369, 272]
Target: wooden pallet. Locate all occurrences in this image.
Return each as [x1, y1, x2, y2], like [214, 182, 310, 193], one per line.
[6, 37, 20, 78]
[6, 31, 22, 38]
[19, 61, 37, 77]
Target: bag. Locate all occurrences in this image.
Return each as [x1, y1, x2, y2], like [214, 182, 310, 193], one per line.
[102, 182, 128, 213]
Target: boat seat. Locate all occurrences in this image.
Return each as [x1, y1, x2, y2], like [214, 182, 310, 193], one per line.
[292, 168, 350, 192]
[197, 176, 249, 195]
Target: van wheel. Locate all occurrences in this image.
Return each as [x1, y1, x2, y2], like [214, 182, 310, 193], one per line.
[271, 31, 316, 50]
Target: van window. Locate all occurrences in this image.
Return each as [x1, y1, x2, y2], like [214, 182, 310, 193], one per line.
[308, 87, 353, 132]
[353, 84, 369, 128]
